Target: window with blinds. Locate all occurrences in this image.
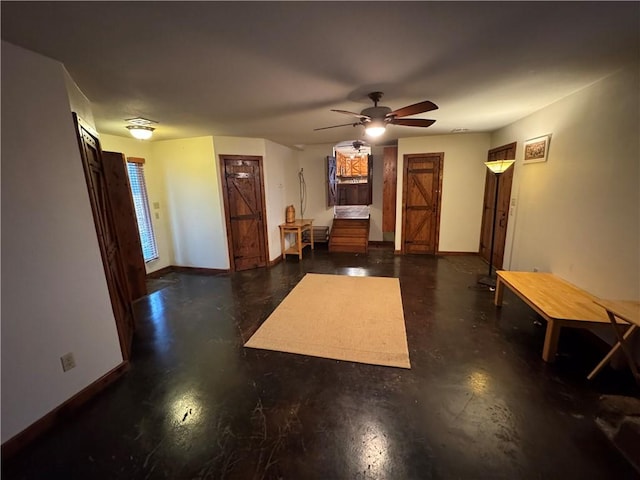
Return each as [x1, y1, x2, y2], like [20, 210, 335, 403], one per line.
[126, 159, 159, 262]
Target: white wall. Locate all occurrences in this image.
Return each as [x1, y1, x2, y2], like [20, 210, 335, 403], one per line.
[264, 140, 299, 260]
[213, 136, 266, 158]
[297, 144, 335, 231]
[396, 133, 491, 252]
[152, 137, 229, 269]
[63, 67, 95, 129]
[492, 68, 639, 299]
[99, 134, 173, 274]
[1, 42, 123, 442]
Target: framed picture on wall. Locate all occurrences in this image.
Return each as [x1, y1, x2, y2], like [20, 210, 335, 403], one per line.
[524, 135, 551, 164]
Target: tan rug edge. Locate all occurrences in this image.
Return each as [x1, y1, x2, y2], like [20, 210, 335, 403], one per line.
[244, 342, 411, 369]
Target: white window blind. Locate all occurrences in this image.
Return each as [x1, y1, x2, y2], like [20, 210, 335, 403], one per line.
[126, 160, 159, 262]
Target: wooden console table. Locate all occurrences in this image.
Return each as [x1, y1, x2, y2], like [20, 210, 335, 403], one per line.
[279, 219, 314, 260]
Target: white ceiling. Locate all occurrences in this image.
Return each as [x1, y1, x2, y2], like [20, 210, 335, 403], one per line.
[2, 2, 638, 148]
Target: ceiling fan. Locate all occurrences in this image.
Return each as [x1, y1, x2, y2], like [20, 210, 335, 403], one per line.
[315, 92, 438, 137]
[352, 140, 367, 151]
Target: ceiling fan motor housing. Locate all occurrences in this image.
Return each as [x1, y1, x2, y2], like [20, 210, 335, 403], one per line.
[361, 106, 392, 123]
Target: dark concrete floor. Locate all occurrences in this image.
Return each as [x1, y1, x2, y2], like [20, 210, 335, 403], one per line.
[3, 249, 638, 479]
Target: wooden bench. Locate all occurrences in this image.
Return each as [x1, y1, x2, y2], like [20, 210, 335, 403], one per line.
[494, 271, 621, 362]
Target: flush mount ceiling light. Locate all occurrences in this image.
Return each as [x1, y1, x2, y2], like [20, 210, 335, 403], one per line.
[126, 125, 155, 140]
[125, 117, 158, 140]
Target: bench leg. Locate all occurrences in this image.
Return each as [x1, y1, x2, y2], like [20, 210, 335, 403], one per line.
[494, 276, 505, 306]
[587, 324, 637, 380]
[542, 319, 561, 362]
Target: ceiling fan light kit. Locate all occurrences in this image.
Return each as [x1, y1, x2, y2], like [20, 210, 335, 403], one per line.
[315, 91, 438, 138]
[365, 120, 386, 138]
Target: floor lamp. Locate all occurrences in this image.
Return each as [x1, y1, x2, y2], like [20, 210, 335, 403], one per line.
[478, 159, 515, 288]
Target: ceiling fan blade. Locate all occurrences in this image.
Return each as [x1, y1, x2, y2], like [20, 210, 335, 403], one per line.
[389, 100, 438, 118]
[331, 109, 370, 120]
[313, 122, 359, 131]
[390, 118, 436, 128]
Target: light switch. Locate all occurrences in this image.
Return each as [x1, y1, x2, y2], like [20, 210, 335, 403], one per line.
[153, 202, 160, 210]
[155, 212, 160, 219]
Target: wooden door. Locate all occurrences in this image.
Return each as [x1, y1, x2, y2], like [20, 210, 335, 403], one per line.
[220, 155, 268, 271]
[402, 153, 443, 254]
[73, 114, 134, 360]
[102, 152, 147, 301]
[382, 146, 398, 233]
[479, 142, 516, 269]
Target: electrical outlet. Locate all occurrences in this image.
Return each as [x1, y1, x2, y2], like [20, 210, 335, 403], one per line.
[60, 352, 76, 372]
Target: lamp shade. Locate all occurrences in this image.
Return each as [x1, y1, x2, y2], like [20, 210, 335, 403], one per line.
[127, 125, 154, 140]
[484, 159, 515, 174]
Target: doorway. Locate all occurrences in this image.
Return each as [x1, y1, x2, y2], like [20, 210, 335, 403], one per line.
[479, 142, 516, 269]
[219, 155, 269, 271]
[401, 153, 444, 254]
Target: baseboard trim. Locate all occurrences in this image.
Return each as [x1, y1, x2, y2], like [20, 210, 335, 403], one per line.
[147, 265, 230, 278]
[146, 265, 173, 278]
[437, 251, 479, 256]
[392, 250, 480, 256]
[1, 361, 129, 461]
[368, 241, 394, 249]
[269, 255, 283, 267]
[171, 265, 230, 275]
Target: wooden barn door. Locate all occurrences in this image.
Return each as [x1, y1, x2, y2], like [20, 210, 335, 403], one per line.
[479, 142, 516, 269]
[220, 155, 268, 271]
[401, 153, 444, 254]
[73, 114, 135, 360]
[102, 152, 148, 301]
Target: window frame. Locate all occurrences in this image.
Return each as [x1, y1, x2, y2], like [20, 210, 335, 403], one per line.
[126, 157, 159, 263]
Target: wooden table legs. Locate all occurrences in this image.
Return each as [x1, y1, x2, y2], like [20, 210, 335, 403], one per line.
[542, 320, 561, 363]
[494, 274, 560, 363]
[587, 312, 639, 383]
[279, 220, 314, 261]
[494, 276, 505, 306]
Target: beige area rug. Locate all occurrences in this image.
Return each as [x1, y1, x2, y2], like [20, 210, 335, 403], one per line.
[244, 273, 410, 369]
